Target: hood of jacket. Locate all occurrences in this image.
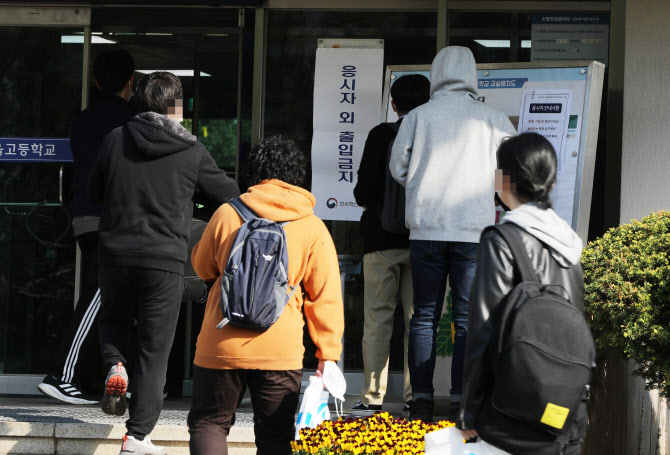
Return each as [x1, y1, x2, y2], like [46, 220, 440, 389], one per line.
[430, 46, 479, 100]
[239, 179, 315, 222]
[502, 202, 583, 266]
[126, 112, 198, 158]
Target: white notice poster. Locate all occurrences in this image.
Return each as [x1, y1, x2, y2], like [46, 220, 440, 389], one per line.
[518, 89, 573, 174]
[311, 44, 384, 221]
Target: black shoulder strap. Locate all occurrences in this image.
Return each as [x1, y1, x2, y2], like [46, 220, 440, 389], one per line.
[228, 198, 258, 223]
[491, 223, 539, 283]
[385, 121, 401, 135]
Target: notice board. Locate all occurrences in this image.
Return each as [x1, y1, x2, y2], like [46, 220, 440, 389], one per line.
[381, 61, 605, 243]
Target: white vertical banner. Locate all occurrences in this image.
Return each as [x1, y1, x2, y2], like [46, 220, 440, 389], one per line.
[311, 39, 384, 221]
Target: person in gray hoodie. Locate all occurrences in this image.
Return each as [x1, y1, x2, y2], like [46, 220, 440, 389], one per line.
[389, 46, 516, 422]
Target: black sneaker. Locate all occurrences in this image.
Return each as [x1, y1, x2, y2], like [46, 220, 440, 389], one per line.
[37, 375, 98, 405]
[409, 398, 434, 422]
[350, 400, 382, 417]
[402, 400, 414, 419]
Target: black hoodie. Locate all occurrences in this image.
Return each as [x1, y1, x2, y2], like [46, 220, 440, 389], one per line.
[89, 112, 240, 274]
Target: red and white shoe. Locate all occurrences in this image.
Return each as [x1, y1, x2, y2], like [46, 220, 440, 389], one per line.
[119, 435, 167, 455]
[101, 362, 128, 416]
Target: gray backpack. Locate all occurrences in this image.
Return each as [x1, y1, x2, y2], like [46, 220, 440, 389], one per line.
[216, 198, 297, 331]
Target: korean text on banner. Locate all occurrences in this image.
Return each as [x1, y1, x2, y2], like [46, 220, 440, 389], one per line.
[311, 47, 384, 221]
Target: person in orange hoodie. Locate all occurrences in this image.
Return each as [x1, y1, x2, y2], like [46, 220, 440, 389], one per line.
[187, 135, 345, 455]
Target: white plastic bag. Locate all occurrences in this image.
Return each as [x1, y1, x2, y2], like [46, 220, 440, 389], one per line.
[322, 361, 346, 417]
[425, 426, 511, 455]
[295, 375, 330, 439]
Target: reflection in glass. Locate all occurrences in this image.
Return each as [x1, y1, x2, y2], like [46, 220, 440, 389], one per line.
[0, 27, 82, 374]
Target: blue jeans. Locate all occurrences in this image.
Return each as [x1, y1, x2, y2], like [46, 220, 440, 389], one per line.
[408, 240, 478, 400]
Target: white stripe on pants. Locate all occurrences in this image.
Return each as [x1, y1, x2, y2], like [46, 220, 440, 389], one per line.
[62, 288, 101, 383]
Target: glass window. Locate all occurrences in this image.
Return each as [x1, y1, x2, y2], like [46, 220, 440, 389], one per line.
[0, 26, 83, 374]
[265, 10, 437, 371]
[449, 12, 532, 63]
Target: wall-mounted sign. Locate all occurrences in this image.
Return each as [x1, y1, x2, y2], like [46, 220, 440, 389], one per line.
[531, 14, 609, 66]
[311, 39, 384, 221]
[518, 89, 573, 175]
[0, 138, 73, 162]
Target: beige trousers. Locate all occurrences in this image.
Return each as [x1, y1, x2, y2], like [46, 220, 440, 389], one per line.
[361, 248, 414, 404]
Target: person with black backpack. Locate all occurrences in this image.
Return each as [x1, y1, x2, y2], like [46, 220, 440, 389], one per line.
[459, 132, 595, 454]
[351, 74, 430, 418]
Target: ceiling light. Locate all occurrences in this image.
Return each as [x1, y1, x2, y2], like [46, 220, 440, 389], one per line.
[474, 39, 511, 48]
[474, 39, 533, 49]
[61, 35, 116, 44]
[136, 70, 211, 77]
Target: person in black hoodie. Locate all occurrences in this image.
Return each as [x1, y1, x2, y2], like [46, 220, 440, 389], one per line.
[89, 72, 240, 455]
[351, 74, 430, 418]
[38, 50, 135, 405]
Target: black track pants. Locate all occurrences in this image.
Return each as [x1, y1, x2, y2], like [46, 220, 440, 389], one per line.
[98, 263, 183, 438]
[51, 232, 101, 386]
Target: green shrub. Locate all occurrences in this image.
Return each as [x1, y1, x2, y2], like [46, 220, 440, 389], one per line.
[581, 211, 670, 398]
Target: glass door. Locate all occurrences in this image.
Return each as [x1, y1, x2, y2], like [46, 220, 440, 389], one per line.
[90, 7, 250, 395]
[0, 8, 88, 390]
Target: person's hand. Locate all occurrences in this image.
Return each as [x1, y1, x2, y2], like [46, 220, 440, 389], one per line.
[316, 361, 326, 378]
[461, 429, 479, 441]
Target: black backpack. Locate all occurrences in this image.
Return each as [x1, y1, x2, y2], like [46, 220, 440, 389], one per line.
[486, 223, 596, 436]
[380, 122, 409, 235]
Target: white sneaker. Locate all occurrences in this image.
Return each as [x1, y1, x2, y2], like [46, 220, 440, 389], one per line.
[119, 435, 167, 455]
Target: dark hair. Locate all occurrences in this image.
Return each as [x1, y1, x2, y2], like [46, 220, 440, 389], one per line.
[497, 132, 557, 210]
[243, 135, 307, 189]
[391, 74, 430, 114]
[93, 50, 135, 95]
[132, 72, 183, 115]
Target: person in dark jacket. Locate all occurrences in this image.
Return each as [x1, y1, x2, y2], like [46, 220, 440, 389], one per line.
[351, 74, 429, 417]
[38, 50, 135, 405]
[459, 133, 587, 454]
[89, 72, 240, 455]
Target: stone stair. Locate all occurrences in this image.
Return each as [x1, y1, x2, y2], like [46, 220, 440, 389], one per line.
[0, 421, 256, 455]
[0, 397, 255, 455]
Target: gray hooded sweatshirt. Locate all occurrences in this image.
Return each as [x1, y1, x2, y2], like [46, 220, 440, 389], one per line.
[501, 202, 583, 266]
[390, 46, 516, 242]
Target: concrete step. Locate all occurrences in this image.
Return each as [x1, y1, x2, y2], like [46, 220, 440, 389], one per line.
[0, 421, 255, 455]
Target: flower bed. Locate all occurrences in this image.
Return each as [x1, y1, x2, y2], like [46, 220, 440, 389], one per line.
[291, 412, 455, 455]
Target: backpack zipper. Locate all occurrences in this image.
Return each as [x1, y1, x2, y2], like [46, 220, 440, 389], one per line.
[516, 337, 592, 369]
[249, 252, 259, 308]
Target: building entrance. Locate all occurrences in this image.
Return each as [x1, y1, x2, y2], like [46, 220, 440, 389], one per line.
[0, 6, 252, 395]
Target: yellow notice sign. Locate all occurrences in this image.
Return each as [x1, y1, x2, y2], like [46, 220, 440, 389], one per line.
[540, 403, 570, 429]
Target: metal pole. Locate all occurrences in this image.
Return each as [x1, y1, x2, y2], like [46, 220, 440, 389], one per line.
[235, 8, 245, 183]
[437, 0, 448, 51]
[193, 49, 201, 137]
[251, 7, 266, 148]
[74, 25, 92, 308]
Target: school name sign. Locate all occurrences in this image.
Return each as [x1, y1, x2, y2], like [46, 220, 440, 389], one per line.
[311, 40, 384, 221]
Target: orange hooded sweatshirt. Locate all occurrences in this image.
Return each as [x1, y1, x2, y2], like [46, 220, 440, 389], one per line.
[192, 179, 344, 370]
